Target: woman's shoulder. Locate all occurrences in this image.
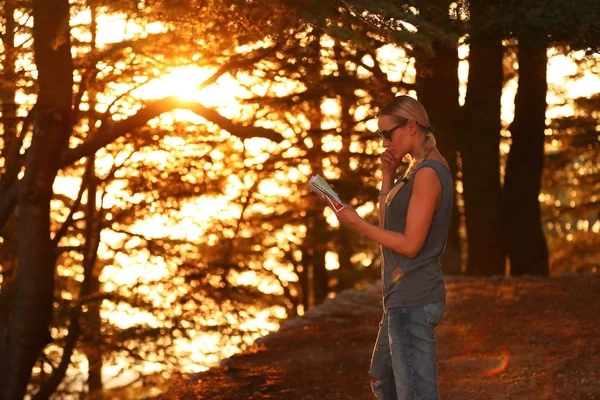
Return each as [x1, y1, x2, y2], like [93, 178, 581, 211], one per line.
[415, 158, 451, 175]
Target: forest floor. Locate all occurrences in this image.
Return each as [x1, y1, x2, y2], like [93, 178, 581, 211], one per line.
[151, 275, 600, 400]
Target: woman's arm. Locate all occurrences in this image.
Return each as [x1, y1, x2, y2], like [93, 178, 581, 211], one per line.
[337, 167, 441, 258]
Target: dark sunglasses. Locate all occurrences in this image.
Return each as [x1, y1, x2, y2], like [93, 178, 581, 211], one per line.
[377, 119, 408, 141]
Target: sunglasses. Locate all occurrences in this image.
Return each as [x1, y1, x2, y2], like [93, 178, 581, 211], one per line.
[377, 119, 408, 141]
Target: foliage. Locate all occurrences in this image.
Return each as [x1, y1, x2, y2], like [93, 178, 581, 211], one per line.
[1, 0, 599, 397]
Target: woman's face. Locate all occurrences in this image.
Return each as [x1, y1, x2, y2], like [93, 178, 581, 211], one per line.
[377, 114, 413, 158]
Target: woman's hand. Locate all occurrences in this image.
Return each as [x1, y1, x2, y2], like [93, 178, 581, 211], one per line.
[334, 205, 362, 228]
[381, 149, 402, 176]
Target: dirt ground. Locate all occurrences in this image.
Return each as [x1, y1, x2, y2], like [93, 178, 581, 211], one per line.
[153, 275, 600, 400]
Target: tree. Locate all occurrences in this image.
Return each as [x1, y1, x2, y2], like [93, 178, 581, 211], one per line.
[0, 0, 290, 396]
[0, 1, 461, 396]
[500, 0, 600, 276]
[502, 37, 549, 276]
[460, 0, 506, 276]
[414, 0, 463, 274]
[1, 1, 74, 399]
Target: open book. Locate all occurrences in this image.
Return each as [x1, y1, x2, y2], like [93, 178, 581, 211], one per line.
[308, 174, 346, 212]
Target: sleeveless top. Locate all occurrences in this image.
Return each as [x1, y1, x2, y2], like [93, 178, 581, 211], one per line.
[381, 159, 453, 309]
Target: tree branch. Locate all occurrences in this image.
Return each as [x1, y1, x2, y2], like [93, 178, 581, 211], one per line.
[52, 169, 90, 246]
[60, 97, 285, 168]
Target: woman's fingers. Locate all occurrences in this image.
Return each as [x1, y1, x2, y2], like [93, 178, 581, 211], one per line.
[381, 150, 402, 174]
[381, 150, 394, 161]
[381, 153, 396, 167]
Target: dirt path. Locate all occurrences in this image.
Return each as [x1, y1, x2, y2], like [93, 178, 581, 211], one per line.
[154, 275, 600, 399]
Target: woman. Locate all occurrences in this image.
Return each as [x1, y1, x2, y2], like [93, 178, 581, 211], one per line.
[334, 95, 452, 400]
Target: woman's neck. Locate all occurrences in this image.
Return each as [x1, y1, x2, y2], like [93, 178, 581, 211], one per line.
[409, 144, 427, 160]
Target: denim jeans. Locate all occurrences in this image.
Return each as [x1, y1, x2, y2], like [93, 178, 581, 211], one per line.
[369, 300, 446, 400]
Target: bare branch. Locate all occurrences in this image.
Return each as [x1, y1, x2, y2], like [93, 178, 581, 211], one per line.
[60, 97, 285, 168]
[197, 41, 283, 91]
[54, 246, 85, 256]
[52, 168, 90, 246]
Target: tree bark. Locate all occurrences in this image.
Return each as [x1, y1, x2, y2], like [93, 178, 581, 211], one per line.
[0, 0, 19, 338]
[0, 0, 18, 178]
[305, 32, 329, 307]
[335, 39, 357, 289]
[0, 1, 74, 399]
[414, 0, 462, 275]
[502, 39, 549, 276]
[299, 246, 311, 311]
[310, 216, 329, 307]
[460, 3, 506, 276]
[83, 8, 104, 391]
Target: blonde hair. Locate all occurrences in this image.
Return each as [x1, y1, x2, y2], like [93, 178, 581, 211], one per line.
[381, 96, 437, 205]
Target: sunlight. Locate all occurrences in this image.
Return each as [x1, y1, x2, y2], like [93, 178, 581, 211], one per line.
[546, 50, 600, 118]
[132, 65, 245, 121]
[325, 251, 340, 271]
[20, 5, 599, 396]
[70, 10, 167, 46]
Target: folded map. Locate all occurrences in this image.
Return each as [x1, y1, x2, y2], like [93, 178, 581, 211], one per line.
[308, 175, 346, 212]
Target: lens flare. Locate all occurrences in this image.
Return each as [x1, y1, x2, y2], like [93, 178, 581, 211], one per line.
[484, 349, 511, 376]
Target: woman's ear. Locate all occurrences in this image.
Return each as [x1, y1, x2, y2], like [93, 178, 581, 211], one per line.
[408, 119, 418, 135]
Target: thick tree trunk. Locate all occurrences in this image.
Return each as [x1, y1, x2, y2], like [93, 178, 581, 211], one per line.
[0, 0, 17, 173]
[0, 0, 73, 398]
[0, 0, 18, 337]
[502, 39, 549, 276]
[414, 0, 462, 275]
[460, 7, 505, 276]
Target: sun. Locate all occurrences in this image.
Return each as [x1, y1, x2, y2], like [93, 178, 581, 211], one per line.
[132, 65, 245, 121]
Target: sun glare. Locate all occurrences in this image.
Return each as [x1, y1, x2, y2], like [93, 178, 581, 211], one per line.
[132, 66, 246, 123]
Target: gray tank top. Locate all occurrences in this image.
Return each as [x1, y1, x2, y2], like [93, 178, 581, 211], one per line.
[381, 159, 453, 308]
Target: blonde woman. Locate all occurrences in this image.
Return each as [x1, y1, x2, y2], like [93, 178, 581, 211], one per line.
[334, 95, 452, 400]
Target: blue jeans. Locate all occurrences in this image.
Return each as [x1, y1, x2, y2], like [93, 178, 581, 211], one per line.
[369, 300, 445, 400]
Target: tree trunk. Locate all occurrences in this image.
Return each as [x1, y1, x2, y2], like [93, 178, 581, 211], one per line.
[414, 0, 462, 275]
[84, 6, 104, 392]
[310, 217, 329, 306]
[502, 39, 549, 276]
[305, 144, 329, 307]
[81, 159, 103, 394]
[460, 4, 505, 276]
[0, 0, 18, 175]
[299, 246, 311, 311]
[334, 40, 357, 289]
[0, 0, 73, 398]
[305, 32, 329, 307]
[85, 272, 103, 393]
[0, 0, 18, 338]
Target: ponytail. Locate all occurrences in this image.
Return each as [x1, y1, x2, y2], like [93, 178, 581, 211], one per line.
[385, 131, 436, 206]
